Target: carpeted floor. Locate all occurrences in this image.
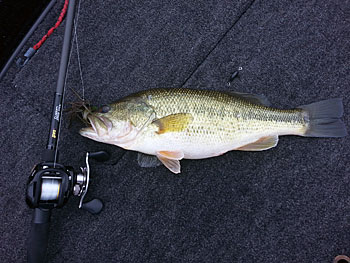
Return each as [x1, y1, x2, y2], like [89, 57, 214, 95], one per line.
[1, 0, 349, 262]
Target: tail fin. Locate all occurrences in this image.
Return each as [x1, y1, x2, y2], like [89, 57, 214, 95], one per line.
[299, 98, 347, 137]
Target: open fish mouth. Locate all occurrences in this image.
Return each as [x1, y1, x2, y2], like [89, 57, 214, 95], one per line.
[88, 116, 99, 134]
[79, 115, 113, 138]
[79, 125, 96, 138]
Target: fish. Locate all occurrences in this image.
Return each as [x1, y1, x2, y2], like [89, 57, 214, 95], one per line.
[79, 88, 347, 174]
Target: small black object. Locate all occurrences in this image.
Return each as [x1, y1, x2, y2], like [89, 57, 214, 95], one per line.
[82, 199, 104, 214]
[16, 47, 36, 67]
[89, 150, 110, 162]
[229, 70, 239, 82]
[227, 67, 243, 86]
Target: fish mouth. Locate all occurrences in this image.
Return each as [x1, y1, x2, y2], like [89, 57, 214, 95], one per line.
[88, 116, 99, 134]
[79, 116, 97, 138]
[79, 126, 96, 138]
[79, 115, 113, 138]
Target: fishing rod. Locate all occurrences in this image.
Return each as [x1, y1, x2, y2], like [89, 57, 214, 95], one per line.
[25, 0, 109, 262]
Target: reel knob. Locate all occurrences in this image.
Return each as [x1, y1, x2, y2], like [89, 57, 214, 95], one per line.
[81, 199, 103, 214]
[88, 151, 110, 162]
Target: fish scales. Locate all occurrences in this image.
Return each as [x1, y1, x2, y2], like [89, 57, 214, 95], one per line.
[130, 88, 306, 145]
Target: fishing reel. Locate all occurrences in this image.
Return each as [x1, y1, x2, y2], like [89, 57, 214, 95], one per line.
[26, 151, 109, 214]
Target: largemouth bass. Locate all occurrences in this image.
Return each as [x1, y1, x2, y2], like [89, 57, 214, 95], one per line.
[79, 88, 347, 173]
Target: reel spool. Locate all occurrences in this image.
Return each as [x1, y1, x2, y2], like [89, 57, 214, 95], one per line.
[26, 151, 109, 214]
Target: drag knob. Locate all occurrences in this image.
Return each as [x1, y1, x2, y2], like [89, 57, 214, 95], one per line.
[88, 151, 110, 162]
[81, 199, 103, 214]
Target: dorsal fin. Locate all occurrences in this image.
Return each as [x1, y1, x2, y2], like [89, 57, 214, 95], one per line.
[229, 91, 271, 106]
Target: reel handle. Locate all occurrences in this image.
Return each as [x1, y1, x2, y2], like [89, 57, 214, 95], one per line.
[27, 208, 51, 263]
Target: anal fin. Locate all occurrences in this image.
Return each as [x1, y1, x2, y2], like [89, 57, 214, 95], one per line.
[137, 153, 162, 167]
[237, 135, 279, 151]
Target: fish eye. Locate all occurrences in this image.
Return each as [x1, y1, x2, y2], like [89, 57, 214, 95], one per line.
[100, 105, 110, 113]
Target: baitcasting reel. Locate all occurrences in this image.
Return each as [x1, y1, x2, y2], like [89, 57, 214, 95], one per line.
[26, 151, 109, 214]
[26, 150, 109, 263]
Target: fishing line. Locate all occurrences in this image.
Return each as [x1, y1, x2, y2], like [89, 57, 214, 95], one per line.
[74, 0, 85, 100]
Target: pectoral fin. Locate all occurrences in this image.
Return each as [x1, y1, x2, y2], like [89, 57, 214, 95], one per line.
[237, 135, 279, 151]
[153, 113, 193, 134]
[156, 151, 184, 174]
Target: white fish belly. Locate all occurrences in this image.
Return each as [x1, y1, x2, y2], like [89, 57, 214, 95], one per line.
[131, 131, 281, 159]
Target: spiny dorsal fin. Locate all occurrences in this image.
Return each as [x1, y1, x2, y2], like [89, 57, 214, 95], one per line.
[237, 135, 279, 151]
[230, 91, 271, 106]
[153, 113, 193, 134]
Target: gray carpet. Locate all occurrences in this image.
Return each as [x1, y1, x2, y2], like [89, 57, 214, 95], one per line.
[1, 0, 349, 262]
